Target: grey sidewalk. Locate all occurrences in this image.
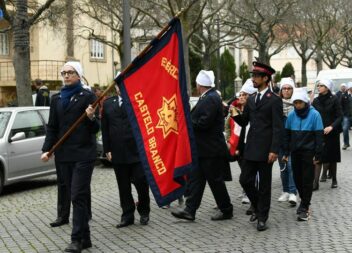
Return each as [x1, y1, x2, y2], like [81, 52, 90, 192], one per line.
[1, 148, 352, 253]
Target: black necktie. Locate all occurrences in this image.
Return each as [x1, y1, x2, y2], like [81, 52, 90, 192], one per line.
[256, 93, 261, 107]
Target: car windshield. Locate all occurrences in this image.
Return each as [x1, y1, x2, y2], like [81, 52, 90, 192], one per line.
[0, 112, 12, 138]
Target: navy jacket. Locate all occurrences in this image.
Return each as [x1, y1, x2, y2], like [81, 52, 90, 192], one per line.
[283, 106, 324, 161]
[191, 88, 228, 158]
[101, 96, 140, 165]
[42, 88, 99, 162]
[233, 89, 283, 162]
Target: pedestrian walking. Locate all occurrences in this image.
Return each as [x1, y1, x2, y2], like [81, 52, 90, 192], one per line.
[341, 82, 352, 150]
[171, 70, 233, 221]
[231, 61, 283, 231]
[312, 79, 343, 190]
[101, 85, 150, 228]
[277, 78, 297, 206]
[283, 88, 323, 221]
[226, 79, 257, 209]
[34, 79, 50, 106]
[41, 61, 99, 253]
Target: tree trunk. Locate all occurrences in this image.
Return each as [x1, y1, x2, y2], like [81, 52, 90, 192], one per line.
[66, 0, 74, 59]
[315, 46, 323, 74]
[13, 0, 32, 106]
[301, 58, 308, 87]
[258, 43, 270, 64]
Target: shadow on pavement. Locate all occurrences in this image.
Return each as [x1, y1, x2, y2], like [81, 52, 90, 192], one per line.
[1, 177, 57, 196]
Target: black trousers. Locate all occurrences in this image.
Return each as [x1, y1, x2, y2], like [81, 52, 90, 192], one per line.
[55, 161, 92, 220]
[60, 160, 94, 242]
[185, 157, 233, 216]
[291, 151, 315, 210]
[240, 160, 273, 222]
[113, 162, 150, 221]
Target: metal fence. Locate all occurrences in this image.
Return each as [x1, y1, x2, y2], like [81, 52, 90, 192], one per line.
[0, 60, 65, 81]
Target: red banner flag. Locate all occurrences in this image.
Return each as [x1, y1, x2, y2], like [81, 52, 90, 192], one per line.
[115, 18, 197, 207]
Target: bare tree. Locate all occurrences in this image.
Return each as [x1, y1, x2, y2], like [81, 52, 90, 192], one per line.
[0, 0, 57, 106]
[228, 0, 296, 64]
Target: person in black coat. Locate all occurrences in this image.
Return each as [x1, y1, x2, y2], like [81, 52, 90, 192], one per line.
[231, 62, 283, 231]
[34, 79, 50, 106]
[340, 82, 352, 150]
[101, 86, 150, 228]
[171, 70, 233, 221]
[41, 61, 99, 253]
[312, 79, 343, 189]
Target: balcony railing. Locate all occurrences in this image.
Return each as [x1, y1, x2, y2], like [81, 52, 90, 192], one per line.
[0, 60, 66, 81]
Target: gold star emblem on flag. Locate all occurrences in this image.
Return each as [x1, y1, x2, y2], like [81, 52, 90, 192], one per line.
[156, 95, 178, 138]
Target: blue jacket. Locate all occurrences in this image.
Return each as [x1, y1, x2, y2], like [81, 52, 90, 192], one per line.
[283, 106, 324, 161]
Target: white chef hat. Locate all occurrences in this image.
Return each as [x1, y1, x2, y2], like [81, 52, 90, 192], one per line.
[62, 61, 83, 80]
[196, 70, 215, 87]
[240, 79, 257, 95]
[340, 83, 347, 88]
[280, 77, 295, 90]
[291, 88, 309, 103]
[317, 79, 333, 91]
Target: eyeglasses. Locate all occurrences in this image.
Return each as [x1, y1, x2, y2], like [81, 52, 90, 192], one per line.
[61, 70, 77, 77]
[316, 84, 326, 88]
[281, 87, 293, 91]
[239, 93, 249, 97]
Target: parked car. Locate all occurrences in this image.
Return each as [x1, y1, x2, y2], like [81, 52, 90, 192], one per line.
[0, 107, 56, 195]
[96, 131, 112, 167]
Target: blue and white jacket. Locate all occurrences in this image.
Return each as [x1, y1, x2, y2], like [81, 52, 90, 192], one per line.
[283, 106, 324, 161]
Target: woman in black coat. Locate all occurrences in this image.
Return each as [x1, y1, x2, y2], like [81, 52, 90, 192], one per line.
[312, 79, 343, 190]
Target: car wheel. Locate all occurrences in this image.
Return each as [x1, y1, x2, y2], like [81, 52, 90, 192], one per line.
[0, 169, 4, 195]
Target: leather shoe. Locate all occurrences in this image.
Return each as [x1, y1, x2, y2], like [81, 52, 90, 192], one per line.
[116, 219, 134, 228]
[249, 214, 257, 223]
[171, 209, 195, 221]
[246, 205, 254, 215]
[211, 211, 233, 221]
[82, 239, 92, 249]
[64, 241, 82, 253]
[50, 217, 69, 227]
[257, 221, 268, 231]
[140, 215, 149, 225]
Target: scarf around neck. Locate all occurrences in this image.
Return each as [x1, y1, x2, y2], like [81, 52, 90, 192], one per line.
[294, 103, 310, 119]
[61, 81, 83, 109]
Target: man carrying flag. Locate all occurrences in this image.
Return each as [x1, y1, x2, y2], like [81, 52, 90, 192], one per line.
[171, 70, 233, 221]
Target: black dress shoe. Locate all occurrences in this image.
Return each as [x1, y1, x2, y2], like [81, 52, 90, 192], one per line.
[116, 219, 134, 228]
[50, 217, 69, 227]
[249, 214, 257, 222]
[140, 215, 149, 225]
[82, 239, 92, 249]
[211, 211, 233, 221]
[64, 241, 82, 253]
[171, 209, 195, 221]
[246, 205, 254, 215]
[257, 221, 268, 231]
[331, 180, 338, 188]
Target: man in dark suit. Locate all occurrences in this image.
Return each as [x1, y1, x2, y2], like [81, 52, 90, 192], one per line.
[41, 61, 99, 252]
[171, 70, 233, 221]
[101, 85, 150, 228]
[231, 62, 283, 231]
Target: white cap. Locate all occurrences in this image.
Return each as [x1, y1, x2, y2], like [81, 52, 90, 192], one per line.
[340, 83, 347, 88]
[240, 79, 257, 95]
[280, 77, 295, 90]
[291, 88, 309, 103]
[62, 61, 83, 80]
[317, 79, 334, 91]
[196, 70, 215, 87]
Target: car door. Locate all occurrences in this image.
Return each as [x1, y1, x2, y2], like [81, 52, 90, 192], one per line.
[7, 110, 49, 180]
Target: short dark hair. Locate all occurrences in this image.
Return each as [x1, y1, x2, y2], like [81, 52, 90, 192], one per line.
[35, 79, 43, 85]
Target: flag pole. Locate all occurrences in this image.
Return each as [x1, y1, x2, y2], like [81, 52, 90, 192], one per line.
[47, 9, 185, 157]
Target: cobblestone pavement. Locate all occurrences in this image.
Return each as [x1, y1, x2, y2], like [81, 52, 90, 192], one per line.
[1, 147, 352, 253]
